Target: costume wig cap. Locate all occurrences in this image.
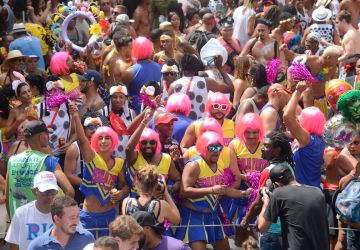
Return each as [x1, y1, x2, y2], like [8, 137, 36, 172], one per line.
[50, 52, 70, 76]
[337, 90, 360, 123]
[132, 36, 154, 61]
[299, 107, 326, 136]
[90, 126, 119, 153]
[166, 93, 191, 116]
[136, 127, 162, 155]
[205, 91, 231, 117]
[196, 131, 224, 157]
[325, 79, 352, 112]
[199, 117, 224, 139]
[235, 113, 264, 143]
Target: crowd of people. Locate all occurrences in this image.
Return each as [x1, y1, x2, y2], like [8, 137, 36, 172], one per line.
[0, 0, 359, 249]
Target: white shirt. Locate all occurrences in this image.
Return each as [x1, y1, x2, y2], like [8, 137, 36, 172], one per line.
[5, 200, 53, 250]
[233, 6, 256, 48]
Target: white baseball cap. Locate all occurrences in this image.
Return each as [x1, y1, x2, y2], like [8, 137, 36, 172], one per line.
[33, 171, 59, 192]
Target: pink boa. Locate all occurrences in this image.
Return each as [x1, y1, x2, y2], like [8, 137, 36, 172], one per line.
[266, 59, 282, 84]
[289, 62, 316, 83]
[46, 89, 69, 110]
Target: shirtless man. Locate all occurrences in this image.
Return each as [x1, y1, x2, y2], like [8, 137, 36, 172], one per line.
[336, 10, 360, 63]
[101, 31, 133, 87]
[282, 45, 341, 116]
[133, 0, 153, 37]
[270, 12, 295, 43]
[240, 18, 279, 65]
[340, 0, 360, 29]
[153, 32, 183, 66]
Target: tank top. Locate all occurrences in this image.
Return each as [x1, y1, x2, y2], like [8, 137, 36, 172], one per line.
[126, 198, 161, 220]
[188, 145, 231, 169]
[242, 98, 260, 114]
[260, 103, 281, 131]
[233, 6, 255, 48]
[309, 24, 334, 44]
[60, 73, 81, 100]
[80, 153, 124, 206]
[172, 76, 208, 120]
[194, 118, 235, 146]
[232, 139, 268, 173]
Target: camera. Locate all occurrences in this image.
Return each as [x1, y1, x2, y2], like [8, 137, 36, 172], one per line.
[260, 187, 272, 197]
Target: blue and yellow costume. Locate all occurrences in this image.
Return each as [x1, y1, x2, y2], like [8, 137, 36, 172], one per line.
[229, 139, 268, 224]
[80, 153, 124, 238]
[175, 157, 228, 245]
[127, 152, 171, 197]
[194, 119, 235, 146]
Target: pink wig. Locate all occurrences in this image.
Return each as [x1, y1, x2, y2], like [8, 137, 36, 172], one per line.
[50, 52, 71, 76]
[166, 93, 191, 116]
[205, 92, 231, 117]
[199, 117, 224, 139]
[196, 131, 224, 157]
[136, 128, 162, 155]
[299, 107, 326, 136]
[90, 126, 119, 153]
[132, 37, 154, 61]
[235, 113, 264, 143]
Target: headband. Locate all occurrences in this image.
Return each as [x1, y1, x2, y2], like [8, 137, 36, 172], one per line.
[83, 117, 102, 127]
[110, 85, 128, 96]
[140, 86, 155, 96]
[46, 80, 65, 91]
[160, 34, 173, 41]
[161, 64, 179, 73]
[203, 18, 216, 24]
[280, 17, 295, 25]
[12, 71, 28, 96]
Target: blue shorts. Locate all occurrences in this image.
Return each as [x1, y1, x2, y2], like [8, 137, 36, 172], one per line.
[175, 206, 227, 246]
[80, 208, 116, 239]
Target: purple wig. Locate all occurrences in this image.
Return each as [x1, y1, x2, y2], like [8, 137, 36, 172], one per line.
[235, 113, 264, 143]
[50, 52, 71, 76]
[136, 127, 162, 155]
[299, 107, 326, 136]
[166, 93, 191, 116]
[90, 126, 119, 153]
[196, 131, 224, 157]
[132, 37, 154, 61]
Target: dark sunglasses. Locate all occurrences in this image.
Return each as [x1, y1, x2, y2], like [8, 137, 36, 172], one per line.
[141, 140, 157, 146]
[208, 145, 223, 152]
[85, 124, 101, 130]
[163, 72, 177, 76]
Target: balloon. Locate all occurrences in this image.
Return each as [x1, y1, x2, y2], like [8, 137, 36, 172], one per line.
[325, 79, 352, 112]
[323, 114, 358, 148]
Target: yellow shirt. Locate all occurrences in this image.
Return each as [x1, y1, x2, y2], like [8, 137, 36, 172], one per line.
[194, 119, 235, 146]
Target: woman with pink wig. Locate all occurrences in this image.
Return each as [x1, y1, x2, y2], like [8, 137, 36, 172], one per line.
[126, 109, 180, 197]
[228, 112, 269, 246]
[123, 37, 161, 114]
[165, 92, 193, 142]
[70, 103, 130, 238]
[284, 81, 326, 187]
[176, 131, 251, 249]
[181, 91, 235, 148]
[49, 52, 81, 102]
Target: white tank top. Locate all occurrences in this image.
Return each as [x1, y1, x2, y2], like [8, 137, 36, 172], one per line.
[233, 6, 255, 48]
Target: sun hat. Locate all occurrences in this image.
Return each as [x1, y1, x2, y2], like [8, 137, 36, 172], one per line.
[11, 23, 28, 34]
[312, 5, 332, 22]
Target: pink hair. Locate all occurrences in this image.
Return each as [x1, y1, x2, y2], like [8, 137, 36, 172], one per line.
[196, 131, 224, 157]
[90, 126, 119, 153]
[136, 128, 162, 155]
[235, 113, 264, 143]
[132, 37, 154, 61]
[50, 52, 71, 76]
[299, 107, 326, 136]
[205, 92, 231, 117]
[166, 93, 191, 116]
[199, 117, 224, 139]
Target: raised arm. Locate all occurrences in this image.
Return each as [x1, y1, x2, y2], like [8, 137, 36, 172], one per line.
[283, 81, 310, 146]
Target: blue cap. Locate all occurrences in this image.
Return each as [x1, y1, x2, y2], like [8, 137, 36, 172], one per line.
[79, 70, 102, 86]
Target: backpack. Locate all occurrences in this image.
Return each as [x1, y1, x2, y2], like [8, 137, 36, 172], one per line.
[335, 178, 360, 228]
[187, 30, 217, 53]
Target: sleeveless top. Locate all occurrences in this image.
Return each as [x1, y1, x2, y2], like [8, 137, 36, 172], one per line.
[260, 103, 281, 131]
[60, 73, 81, 101]
[194, 118, 235, 146]
[242, 98, 260, 114]
[128, 152, 172, 197]
[233, 6, 255, 48]
[232, 139, 268, 173]
[125, 198, 161, 220]
[80, 153, 124, 206]
[188, 145, 231, 169]
[309, 24, 334, 44]
[172, 76, 208, 120]
[187, 157, 225, 212]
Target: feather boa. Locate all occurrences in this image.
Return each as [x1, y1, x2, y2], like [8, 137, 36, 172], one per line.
[46, 89, 69, 110]
[266, 59, 282, 84]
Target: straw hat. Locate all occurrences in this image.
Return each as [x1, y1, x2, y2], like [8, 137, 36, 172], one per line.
[10, 23, 28, 34]
[312, 5, 332, 22]
[3, 50, 24, 68]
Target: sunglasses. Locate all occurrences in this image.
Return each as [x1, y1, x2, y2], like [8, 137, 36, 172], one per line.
[163, 72, 177, 76]
[212, 103, 228, 111]
[208, 145, 223, 152]
[86, 124, 101, 130]
[112, 11, 120, 15]
[141, 140, 157, 146]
